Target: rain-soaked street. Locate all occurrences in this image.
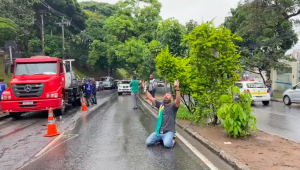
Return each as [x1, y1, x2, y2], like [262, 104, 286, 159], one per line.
[252, 101, 300, 143]
[0, 90, 115, 170]
[18, 94, 233, 170]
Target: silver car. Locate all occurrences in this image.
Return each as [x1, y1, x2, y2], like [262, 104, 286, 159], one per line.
[283, 83, 300, 105]
[96, 81, 104, 91]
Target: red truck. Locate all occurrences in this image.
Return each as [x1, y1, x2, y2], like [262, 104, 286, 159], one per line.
[0, 56, 83, 119]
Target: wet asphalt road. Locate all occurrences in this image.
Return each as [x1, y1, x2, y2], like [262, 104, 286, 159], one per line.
[252, 101, 300, 143]
[20, 94, 212, 170]
[0, 89, 115, 170]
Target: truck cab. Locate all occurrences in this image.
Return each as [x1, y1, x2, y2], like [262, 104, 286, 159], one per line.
[0, 56, 82, 119]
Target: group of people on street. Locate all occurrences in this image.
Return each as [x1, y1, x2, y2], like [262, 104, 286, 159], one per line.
[83, 78, 97, 107]
[129, 74, 180, 148]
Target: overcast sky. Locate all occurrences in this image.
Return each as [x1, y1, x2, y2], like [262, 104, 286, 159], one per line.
[78, 0, 300, 53]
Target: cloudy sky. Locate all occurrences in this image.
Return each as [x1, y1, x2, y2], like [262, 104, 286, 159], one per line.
[78, 0, 300, 52]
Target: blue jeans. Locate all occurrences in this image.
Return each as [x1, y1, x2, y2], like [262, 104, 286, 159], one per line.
[146, 131, 175, 148]
[150, 90, 156, 98]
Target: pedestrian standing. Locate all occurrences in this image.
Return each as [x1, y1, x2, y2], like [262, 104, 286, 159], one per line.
[0, 78, 7, 101]
[148, 74, 157, 98]
[85, 79, 93, 106]
[130, 75, 140, 109]
[143, 80, 181, 148]
[91, 78, 97, 104]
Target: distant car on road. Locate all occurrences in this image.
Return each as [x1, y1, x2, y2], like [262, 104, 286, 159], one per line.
[118, 79, 131, 95]
[96, 81, 104, 91]
[235, 79, 271, 105]
[157, 81, 165, 87]
[282, 83, 300, 106]
[100, 76, 114, 89]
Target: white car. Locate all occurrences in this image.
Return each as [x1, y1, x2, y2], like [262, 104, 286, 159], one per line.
[235, 80, 271, 105]
[100, 76, 114, 89]
[282, 83, 300, 106]
[118, 80, 131, 95]
[157, 81, 165, 87]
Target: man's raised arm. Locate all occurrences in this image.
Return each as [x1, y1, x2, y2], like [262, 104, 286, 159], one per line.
[174, 80, 180, 108]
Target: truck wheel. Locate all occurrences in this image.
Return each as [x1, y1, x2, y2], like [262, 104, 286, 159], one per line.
[118, 92, 122, 96]
[9, 112, 22, 120]
[54, 95, 66, 117]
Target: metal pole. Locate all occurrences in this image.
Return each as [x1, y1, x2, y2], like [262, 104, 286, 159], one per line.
[9, 46, 12, 64]
[41, 14, 45, 55]
[62, 23, 65, 60]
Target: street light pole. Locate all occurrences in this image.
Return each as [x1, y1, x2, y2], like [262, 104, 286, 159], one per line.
[56, 17, 70, 60]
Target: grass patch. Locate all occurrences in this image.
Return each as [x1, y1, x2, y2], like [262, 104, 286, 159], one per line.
[176, 104, 194, 120]
[273, 90, 282, 99]
[72, 67, 88, 79]
[0, 56, 12, 86]
[114, 68, 130, 79]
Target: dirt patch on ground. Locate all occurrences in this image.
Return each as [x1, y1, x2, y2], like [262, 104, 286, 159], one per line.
[177, 120, 300, 170]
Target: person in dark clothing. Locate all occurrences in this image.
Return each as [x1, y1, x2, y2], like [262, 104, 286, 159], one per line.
[91, 78, 97, 104]
[85, 79, 93, 106]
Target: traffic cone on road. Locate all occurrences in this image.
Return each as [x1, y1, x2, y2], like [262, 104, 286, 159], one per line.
[81, 96, 88, 111]
[43, 108, 60, 137]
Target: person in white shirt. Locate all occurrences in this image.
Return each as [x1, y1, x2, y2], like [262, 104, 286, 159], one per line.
[148, 74, 157, 98]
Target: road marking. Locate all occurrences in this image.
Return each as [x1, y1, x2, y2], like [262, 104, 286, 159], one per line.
[19, 134, 78, 170]
[34, 131, 65, 158]
[138, 96, 218, 170]
[176, 133, 218, 170]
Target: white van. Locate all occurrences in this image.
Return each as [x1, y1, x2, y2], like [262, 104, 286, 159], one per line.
[100, 76, 114, 89]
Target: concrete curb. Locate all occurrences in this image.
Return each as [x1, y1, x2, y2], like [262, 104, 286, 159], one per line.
[139, 96, 251, 170]
[271, 98, 282, 102]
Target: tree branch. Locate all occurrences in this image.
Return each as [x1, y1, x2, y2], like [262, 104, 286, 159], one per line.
[286, 10, 300, 19]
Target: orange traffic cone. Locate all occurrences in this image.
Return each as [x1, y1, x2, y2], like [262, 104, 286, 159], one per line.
[81, 96, 88, 111]
[44, 108, 60, 137]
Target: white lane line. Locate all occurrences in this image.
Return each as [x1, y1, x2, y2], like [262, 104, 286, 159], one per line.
[176, 133, 218, 170]
[139, 96, 218, 170]
[34, 131, 65, 158]
[19, 134, 78, 170]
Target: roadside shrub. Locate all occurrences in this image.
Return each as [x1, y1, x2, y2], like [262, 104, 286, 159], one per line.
[176, 104, 194, 120]
[217, 86, 257, 138]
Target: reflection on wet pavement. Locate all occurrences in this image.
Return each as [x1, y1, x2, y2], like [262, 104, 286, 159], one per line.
[252, 101, 300, 143]
[21, 95, 210, 170]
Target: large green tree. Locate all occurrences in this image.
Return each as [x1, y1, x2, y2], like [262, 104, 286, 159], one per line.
[224, 0, 298, 83]
[0, 17, 18, 46]
[157, 18, 186, 57]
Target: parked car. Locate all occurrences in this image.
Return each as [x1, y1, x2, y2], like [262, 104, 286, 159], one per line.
[283, 82, 300, 105]
[235, 79, 271, 105]
[96, 81, 104, 91]
[100, 76, 114, 89]
[157, 81, 165, 87]
[118, 79, 131, 95]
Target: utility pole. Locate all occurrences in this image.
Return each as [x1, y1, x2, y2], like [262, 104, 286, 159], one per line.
[41, 14, 45, 55]
[56, 17, 70, 60]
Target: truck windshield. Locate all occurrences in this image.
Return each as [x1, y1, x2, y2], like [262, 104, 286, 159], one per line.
[100, 78, 107, 81]
[15, 62, 58, 75]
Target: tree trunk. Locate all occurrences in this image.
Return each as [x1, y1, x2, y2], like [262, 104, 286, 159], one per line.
[258, 69, 266, 85]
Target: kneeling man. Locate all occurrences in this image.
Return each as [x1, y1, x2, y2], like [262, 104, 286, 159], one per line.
[143, 80, 180, 148]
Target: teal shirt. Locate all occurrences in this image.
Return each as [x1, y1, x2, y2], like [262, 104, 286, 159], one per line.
[130, 80, 140, 93]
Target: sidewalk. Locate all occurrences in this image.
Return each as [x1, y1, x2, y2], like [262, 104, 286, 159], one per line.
[141, 94, 300, 170]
